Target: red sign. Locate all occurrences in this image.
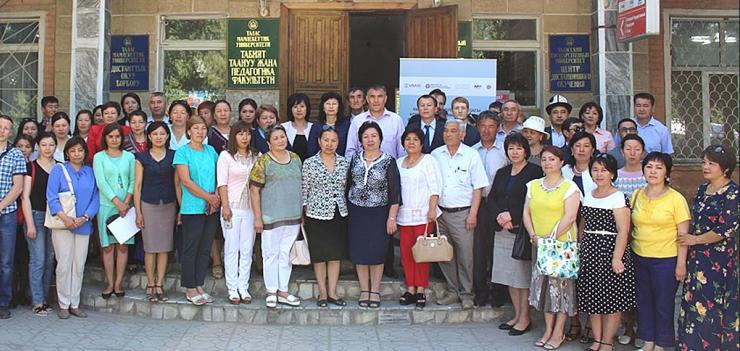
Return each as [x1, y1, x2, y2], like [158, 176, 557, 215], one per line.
[617, 0, 659, 42]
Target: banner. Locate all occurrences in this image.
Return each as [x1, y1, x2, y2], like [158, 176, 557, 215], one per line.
[398, 58, 496, 123]
[227, 19, 279, 89]
[109, 35, 148, 91]
[549, 35, 592, 92]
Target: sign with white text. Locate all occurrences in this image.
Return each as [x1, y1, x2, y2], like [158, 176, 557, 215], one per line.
[227, 19, 279, 89]
[617, 0, 660, 42]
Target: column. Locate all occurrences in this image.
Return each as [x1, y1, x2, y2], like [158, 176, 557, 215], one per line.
[592, 0, 634, 131]
[69, 0, 111, 115]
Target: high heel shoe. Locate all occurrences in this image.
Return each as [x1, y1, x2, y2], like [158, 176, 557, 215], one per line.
[101, 289, 113, 300]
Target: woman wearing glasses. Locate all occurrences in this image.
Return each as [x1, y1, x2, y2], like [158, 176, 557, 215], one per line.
[307, 92, 351, 158]
[677, 145, 738, 351]
[302, 125, 350, 307]
[250, 124, 303, 308]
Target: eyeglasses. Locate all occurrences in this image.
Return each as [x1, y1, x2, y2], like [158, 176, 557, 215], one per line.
[321, 124, 336, 131]
[569, 126, 585, 133]
[619, 127, 638, 133]
[595, 153, 610, 159]
[712, 145, 726, 154]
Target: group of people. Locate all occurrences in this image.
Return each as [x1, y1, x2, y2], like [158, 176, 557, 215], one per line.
[0, 88, 736, 351]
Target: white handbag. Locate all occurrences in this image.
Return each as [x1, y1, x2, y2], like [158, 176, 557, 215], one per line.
[289, 225, 311, 265]
[44, 164, 77, 229]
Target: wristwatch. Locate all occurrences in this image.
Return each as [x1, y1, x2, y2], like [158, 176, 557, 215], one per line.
[82, 214, 90, 222]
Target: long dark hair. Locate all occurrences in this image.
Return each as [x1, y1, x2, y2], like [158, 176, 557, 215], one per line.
[64, 136, 90, 164]
[286, 93, 311, 121]
[226, 121, 259, 158]
[145, 121, 171, 150]
[73, 109, 93, 136]
[318, 92, 345, 124]
[101, 123, 124, 150]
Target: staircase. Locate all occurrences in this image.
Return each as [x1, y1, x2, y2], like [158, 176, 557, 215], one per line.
[79, 265, 509, 325]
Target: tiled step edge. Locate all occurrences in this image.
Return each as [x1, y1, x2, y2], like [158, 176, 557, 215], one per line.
[79, 285, 509, 325]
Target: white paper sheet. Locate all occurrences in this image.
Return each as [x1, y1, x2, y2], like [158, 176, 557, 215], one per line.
[106, 210, 140, 244]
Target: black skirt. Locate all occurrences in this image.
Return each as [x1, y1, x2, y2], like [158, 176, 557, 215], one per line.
[304, 209, 348, 263]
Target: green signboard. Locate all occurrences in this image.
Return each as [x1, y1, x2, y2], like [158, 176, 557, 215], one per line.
[227, 19, 279, 89]
[458, 21, 472, 58]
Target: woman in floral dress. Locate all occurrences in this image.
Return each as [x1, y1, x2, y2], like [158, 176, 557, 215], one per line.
[677, 145, 738, 351]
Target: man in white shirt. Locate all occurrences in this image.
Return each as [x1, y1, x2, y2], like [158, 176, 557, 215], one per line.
[432, 119, 489, 309]
[471, 111, 508, 307]
[495, 100, 523, 149]
[345, 85, 405, 158]
[147, 92, 170, 124]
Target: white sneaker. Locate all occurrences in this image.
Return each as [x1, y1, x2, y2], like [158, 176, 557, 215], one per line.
[265, 295, 278, 308]
[277, 294, 300, 307]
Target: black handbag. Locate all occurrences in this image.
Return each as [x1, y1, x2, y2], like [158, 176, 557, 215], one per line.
[511, 225, 532, 261]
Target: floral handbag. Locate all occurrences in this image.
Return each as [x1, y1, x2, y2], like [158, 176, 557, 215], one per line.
[536, 220, 579, 279]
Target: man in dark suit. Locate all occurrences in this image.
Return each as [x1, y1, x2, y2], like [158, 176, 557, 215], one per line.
[406, 95, 445, 154]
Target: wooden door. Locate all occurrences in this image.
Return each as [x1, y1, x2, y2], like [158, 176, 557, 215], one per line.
[405, 5, 458, 58]
[284, 10, 349, 120]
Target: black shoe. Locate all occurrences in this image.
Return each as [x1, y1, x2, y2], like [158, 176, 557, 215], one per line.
[508, 323, 531, 336]
[326, 297, 346, 307]
[0, 307, 10, 319]
[114, 290, 125, 298]
[101, 289, 113, 300]
[498, 322, 514, 330]
[399, 292, 416, 306]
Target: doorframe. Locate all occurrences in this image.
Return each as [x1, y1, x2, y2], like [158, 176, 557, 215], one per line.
[279, 2, 418, 118]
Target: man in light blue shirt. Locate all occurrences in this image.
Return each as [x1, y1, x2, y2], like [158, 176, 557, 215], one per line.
[147, 92, 170, 125]
[632, 92, 673, 154]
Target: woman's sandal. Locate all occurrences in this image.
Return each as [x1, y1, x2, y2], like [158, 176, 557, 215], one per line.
[543, 335, 566, 350]
[317, 299, 328, 307]
[534, 339, 548, 347]
[399, 291, 415, 305]
[415, 293, 426, 308]
[585, 339, 602, 351]
[327, 296, 346, 306]
[145, 285, 156, 302]
[155, 285, 169, 302]
[358, 291, 370, 308]
[579, 326, 593, 344]
[368, 292, 381, 309]
[565, 323, 582, 342]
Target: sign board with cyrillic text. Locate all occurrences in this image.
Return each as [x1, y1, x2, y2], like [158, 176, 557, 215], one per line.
[617, 0, 660, 42]
[549, 35, 592, 92]
[227, 19, 279, 89]
[110, 35, 149, 91]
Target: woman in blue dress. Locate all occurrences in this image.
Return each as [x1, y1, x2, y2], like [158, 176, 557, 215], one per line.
[677, 145, 738, 351]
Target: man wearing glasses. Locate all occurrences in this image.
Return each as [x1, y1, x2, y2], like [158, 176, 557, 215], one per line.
[608, 118, 640, 168]
[559, 117, 585, 162]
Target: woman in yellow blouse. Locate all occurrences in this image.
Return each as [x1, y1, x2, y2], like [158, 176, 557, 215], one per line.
[630, 152, 691, 351]
[523, 145, 582, 350]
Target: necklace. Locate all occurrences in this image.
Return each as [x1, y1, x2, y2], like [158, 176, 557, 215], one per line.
[540, 177, 565, 193]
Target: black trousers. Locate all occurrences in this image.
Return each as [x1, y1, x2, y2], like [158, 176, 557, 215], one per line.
[180, 213, 218, 289]
[473, 198, 507, 305]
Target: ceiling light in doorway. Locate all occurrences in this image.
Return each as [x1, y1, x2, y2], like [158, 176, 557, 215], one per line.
[259, 0, 269, 17]
[432, 0, 441, 7]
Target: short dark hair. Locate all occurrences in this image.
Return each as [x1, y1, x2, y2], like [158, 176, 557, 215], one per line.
[51, 112, 71, 139]
[428, 88, 446, 102]
[590, 153, 619, 182]
[13, 133, 35, 151]
[542, 145, 565, 161]
[401, 128, 425, 149]
[634, 92, 655, 105]
[265, 124, 286, 142]
[16, 117, 38, 138]
[488, 101, 503, 111]
[101, 101, 121, 117]
[568, 131, 597, 164]
[416, 94, 438, 108]
[318, 92, 345, 124]
[64, 136, 89, 164]
[617, 118, 638, 130]
[318, 124, 340, 140]
[476, 110, 500, 127]
[36, 131, 56, 146]
[578, 102, 604, 125]
[562, 117, 585, 133]
[168, 100, 192, 117]
[366, 85, 387, 95]
[256, 104, 279, 127]
[358, 121, 383, 144]
[150, 91, 167, 101]
[41, 96, 58, 107]
[145, 121, 171, 149]
[197, 101, 215, 115]
[620, 133, 645, 150]
[701, 144, 737, 178]
[101, 123, 124, 151]
[642, 152, 673, 185]
[226, 121, 258, 157]
[504, 132, 531, 160]
[214, 99, 232, 117]
[127, 110, 147, 123]
[73, 109, 93, 136]
[346, 87, 365, 97]
[286, 93, 311, 121]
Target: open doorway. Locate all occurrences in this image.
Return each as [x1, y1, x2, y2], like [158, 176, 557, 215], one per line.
[349, 13, 404, 111]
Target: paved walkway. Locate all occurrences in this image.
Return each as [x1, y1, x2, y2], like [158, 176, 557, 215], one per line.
[0, 307, 638, 351]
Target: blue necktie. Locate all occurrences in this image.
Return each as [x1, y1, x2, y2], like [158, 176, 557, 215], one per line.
[424, 125, 431, 152]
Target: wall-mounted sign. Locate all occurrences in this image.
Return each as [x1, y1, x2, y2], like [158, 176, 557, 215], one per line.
[227, 19, 279, 89]
[617, 0, 660, 42]
[458, 22, 472, 58]
[549, 35, 592, 92]
[109, 35, 149, 91]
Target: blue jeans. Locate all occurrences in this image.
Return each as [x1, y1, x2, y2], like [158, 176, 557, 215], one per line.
[24, 210, 55, 305]
[0, 212, 18, 307]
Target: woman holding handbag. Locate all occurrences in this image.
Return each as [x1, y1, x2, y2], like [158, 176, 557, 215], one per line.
[523, 145, 582, 350]
[301, 125, 350, 307]
[488, 133, 542, 335]
[395, 128, 441, 308]
[46, 137, 100, 318]
[249, 125, 303, 308]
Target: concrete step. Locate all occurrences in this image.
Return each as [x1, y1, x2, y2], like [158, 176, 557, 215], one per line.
[78, 283, 510, 325]
[83, 265, 450, 301]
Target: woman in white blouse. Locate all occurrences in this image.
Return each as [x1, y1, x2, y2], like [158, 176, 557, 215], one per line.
[216, 121, 258, 305]
[396, 128, 441, 308]
[281, 93, 313, 161]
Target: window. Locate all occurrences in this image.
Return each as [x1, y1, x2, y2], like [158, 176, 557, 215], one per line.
[472, 18, 540, 106]
[0, 19, 41, 119]
[667, 16, 738, 162]
[160, 17, 227, 105]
